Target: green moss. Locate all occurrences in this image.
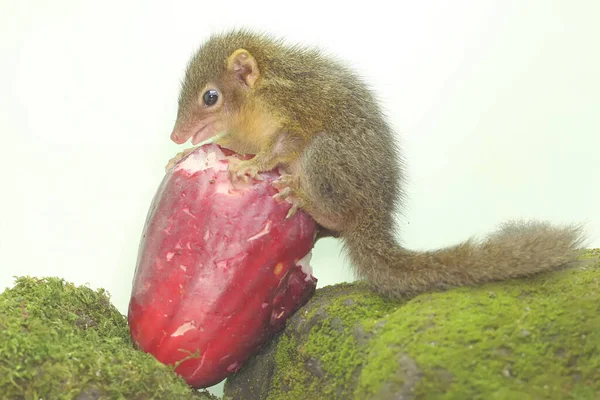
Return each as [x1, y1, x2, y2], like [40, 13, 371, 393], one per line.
[359, 250, 600, 399]
[0, 276, 216, 400]
[268, 283, 401, 399]
[262, 250, 600, 399]
[267, 334, 316, 400]
[581, 248, 600, 259]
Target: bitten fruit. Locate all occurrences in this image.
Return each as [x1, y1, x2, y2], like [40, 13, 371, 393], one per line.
[128, 144, 318, 388]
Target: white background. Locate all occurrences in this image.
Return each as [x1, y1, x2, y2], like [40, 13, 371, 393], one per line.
[1, 0, 599, 396]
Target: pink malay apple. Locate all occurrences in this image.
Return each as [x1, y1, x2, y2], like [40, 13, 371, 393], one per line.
[128, 143, 318, 388]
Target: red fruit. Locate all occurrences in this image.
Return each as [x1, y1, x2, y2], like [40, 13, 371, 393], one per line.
[128, 144, 318, 388]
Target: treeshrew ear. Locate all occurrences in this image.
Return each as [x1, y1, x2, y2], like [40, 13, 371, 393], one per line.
[227, 48, 260, 88]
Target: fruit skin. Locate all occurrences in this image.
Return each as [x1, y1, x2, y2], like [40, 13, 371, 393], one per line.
[128, 144, 318, 388]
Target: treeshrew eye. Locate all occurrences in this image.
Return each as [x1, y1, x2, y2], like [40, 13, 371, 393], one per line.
[203, 89, 219, 106]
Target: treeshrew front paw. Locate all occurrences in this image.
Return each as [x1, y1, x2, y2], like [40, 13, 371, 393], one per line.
[227, 157, 264, 183]
[165, 147, 197, 172]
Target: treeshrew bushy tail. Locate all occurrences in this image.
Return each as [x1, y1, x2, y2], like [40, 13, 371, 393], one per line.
[343, 220, 587, 298]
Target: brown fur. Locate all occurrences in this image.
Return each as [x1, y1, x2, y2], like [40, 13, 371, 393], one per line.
[170, 29, 586, 298]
